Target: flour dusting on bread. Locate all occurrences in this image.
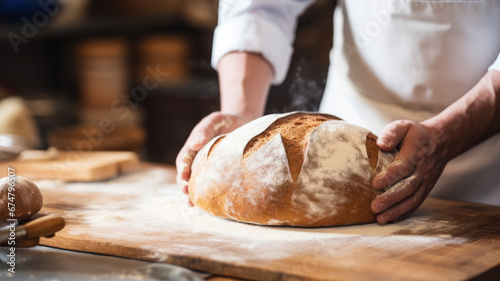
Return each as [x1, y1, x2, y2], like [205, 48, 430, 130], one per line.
[293, 121, 370, 221]
[189, 112, 397, 227]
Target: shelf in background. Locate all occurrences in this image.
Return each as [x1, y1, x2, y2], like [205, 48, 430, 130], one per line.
[0, 16, 190, 41]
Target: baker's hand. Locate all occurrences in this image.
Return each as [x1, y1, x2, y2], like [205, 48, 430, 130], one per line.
[370, 120, 449, 224]
[176, 112, 253, 206]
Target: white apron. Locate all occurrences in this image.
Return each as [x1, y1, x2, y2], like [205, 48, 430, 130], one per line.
[319, 0, 500, 205]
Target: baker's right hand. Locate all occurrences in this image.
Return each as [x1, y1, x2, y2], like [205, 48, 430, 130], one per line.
[176, 112, 254, 206]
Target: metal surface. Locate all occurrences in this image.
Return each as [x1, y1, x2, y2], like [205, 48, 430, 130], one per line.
[0, 134, 38, 161]
[0, 226, 26, 245]
[0, 246, 208, 281]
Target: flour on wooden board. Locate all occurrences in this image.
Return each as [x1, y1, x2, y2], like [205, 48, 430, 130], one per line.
[36, 167, 467, 263]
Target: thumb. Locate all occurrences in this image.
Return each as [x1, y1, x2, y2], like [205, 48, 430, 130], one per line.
[188, 113, 233, 151]
[377, 120, 412, 151]
[187, 117, 218, 151]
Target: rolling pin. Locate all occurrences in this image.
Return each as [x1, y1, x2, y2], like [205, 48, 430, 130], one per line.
[0, 215, 65, 245]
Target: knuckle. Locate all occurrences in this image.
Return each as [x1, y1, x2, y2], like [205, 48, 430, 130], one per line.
[388, 194, 400, 206]
[208, 112, 228, 124]
[407, 150, 423, 166]
[382, 169, 399, 185]
[182, 150, 196, 164]
[412, 194, 420, 205]
[382, 122, 397, 132]
[383, 124, 399, 137]
[395, 120, 407, 127]
[395, 119, 413, 128]
[408, 176, 419, 192]
[192, 123, 209, 137]
[395, 160, 412, 177]
[175, 152, 188, 168]
[175, 151, 185, 165]
[175, 159, 183, 170]
[176, 170, 185, 181]
[417, 135, 432, 149]
[197, 112, 222, 130]
[383, 119, 414, 135]
[207, 111, 222, 119]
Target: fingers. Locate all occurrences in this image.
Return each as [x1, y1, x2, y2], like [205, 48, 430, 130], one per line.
[372, 159, 415, 190]
[371, 175, 419, 213]
[377, 120, 412, 151]
[188, 113, 234, 151]
[190, 137, 208, 151]
[373, 121, 427, 190]
[187, 197, 194, 207]
[176, 148, 197, 207]
[176, 149, 196, 194]
[188, 120, 216, 151]
[176, 150, 196, 207]
[374, 181, 427, 224]
[371, 120, 443, 224]
[175, 112, 243, 207]
[175, 113, 222, 190]
[176, 122, 205, 195]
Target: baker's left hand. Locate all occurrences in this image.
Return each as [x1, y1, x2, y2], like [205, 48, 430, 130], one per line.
[371, 120, 449, 224]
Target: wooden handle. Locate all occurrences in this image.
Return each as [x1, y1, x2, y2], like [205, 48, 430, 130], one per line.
[16, 237, 40, 248]
[24, 216, 65, 239]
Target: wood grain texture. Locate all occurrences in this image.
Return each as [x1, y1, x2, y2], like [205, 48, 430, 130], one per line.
[0, 150, 139, 181]
[32, 165, 500, 281]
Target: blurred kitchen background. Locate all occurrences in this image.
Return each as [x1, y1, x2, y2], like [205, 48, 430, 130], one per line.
[0, 0, 335, 165]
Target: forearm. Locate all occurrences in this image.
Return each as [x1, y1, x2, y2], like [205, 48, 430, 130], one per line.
[422, 70, 500, 161]
[218, 52, 274, 120]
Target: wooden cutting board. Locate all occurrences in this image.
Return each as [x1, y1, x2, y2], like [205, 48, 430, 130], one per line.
[33, 165, 500, 281]
[0, 150, 139, 181]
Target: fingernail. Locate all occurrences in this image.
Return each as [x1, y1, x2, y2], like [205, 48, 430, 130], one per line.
[379, 214, 390, 224]
[379, 216, 387, 224]
[376, 203, 384, 213]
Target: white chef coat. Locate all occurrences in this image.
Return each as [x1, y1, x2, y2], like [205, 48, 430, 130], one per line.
[211, 0, 500, 205]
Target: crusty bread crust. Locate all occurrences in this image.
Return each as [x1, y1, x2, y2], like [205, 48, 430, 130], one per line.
[244, 114, 338, 181]
[189, 112, 396, 227]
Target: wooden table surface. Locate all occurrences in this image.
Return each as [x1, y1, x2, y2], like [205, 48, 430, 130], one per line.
[33, 164, 500, 281]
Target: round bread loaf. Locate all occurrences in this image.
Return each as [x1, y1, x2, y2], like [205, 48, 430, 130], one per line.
[0, 176, 43, 221]
[188, 112, 396, 227]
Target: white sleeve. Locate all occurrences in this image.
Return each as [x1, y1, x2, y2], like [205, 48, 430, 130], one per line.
[211, 0, 315, 85]
[489, 53, 500, 72]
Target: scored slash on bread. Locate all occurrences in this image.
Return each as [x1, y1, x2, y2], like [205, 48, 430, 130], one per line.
[244, 114, 340, 182]
[189, 112, 397, 227]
